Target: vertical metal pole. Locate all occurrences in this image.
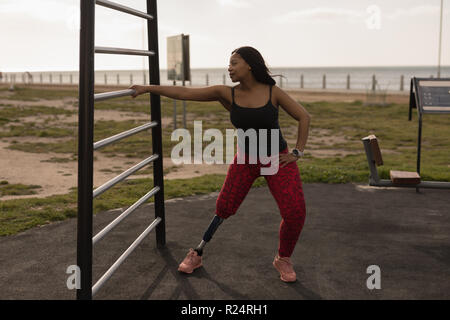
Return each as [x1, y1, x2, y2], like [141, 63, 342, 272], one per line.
[117, 74, 120, 85]
[372, 74, 376, 91]
[438, 0, 443, 78]
[206, 73, 209, 85]
[300, 74, 303, 89]
[400, 75, 404, 91]
[322, 74, 326, 89]
[416, 114, 422, 193]
[183, 80, 187, 129]
[77, 0, 95, 300]
[173, 80, 177, 130]
[408, 78, 414, 121]
[147, 0, 166, 247]
[417, 112, 422, 175]
[181, 35, 187, 129]
[347, 74, 350, 90]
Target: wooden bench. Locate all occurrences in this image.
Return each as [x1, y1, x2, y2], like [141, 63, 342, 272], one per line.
[364, 135, 421, 185]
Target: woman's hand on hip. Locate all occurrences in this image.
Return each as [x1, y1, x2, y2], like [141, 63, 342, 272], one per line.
[279, 153, 299, 168]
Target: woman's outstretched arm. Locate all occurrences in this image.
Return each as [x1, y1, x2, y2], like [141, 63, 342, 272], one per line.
[128, 84, 227, 102]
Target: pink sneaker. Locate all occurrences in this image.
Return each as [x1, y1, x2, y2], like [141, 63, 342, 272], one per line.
[273, 254, 296, 282]
[178, 249, 203, 274]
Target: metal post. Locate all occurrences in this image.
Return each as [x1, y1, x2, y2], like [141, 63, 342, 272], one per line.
[400, 75, 404, 91]
[173, 80, 177, 130]
[372, 74, 376, 91]
[416, 114, 423, 193]
[206, 73, 209, 85]
[322, 74, 326, 89]
[147, 0, 166, 247]
[438, 0, 443, 78]
[347, 74, 350, 90]
[117, 74, 120, 85]
[77, 0, 95, 300]
[130, 73, 133, 84]
[183, 79, 186, 129]
[300, 74, 303, 89]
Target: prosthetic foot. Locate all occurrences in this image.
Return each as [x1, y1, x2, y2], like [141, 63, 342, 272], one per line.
[194, 215, 224, 256]
[178, 215, 224, 274]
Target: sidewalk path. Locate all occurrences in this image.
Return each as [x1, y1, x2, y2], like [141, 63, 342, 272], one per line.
[1, 183, 449, 300]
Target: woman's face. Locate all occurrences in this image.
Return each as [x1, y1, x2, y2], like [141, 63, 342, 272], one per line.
[228, 53, 250, 83]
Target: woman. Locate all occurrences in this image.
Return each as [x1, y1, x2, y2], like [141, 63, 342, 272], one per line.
[129, 46, 311, 283]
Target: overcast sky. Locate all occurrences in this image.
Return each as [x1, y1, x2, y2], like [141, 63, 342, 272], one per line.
[1, 0, 448, 72]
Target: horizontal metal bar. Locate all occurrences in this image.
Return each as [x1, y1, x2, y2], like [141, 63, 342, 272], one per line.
[370, 179, 450, 189]
[96, 0, 154, 20]
[94, 121, 158, 150]
[93, 154, 159, 198]
[94, 89, 136, 102]
[92, 217, 162, 297]
[95, 46, 155, 56]
[93, 186, 160, 245]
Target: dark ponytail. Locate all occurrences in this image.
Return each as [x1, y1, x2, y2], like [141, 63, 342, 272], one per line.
[232, 46, 278, 86]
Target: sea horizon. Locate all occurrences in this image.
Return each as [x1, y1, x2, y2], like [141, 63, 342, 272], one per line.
[3, 65, 450, 90]
[3, 65, 450, 73]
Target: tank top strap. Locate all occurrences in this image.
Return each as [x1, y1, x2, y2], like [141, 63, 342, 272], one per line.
[231, 86, 235, 105]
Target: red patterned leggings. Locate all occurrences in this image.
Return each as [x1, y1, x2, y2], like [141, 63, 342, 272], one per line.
[215, 147, 306, 257]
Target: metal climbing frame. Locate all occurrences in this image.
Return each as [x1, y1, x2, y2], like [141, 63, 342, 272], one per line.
[77, 0, 165, 300]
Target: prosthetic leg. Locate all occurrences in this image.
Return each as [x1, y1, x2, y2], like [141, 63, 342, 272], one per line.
[194, 215, 224, 256]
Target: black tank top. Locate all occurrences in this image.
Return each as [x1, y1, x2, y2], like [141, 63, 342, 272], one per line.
[230, 85, 288, 156]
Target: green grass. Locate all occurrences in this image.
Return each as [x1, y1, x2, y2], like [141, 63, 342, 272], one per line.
[0, 104, 75, 119]
[0, 181, 42, 197]
[1, 85, 449, 236]
[0, 123, 75, 138]
[0, 175, 269, 236]
[0, 86, 78, 101]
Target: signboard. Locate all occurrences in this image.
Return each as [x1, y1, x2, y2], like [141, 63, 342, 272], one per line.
[410, 78, 450, 114]
[167, 34, 190, 81]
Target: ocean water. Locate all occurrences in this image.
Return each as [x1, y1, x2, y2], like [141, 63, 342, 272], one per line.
[3, 66, 450, 91]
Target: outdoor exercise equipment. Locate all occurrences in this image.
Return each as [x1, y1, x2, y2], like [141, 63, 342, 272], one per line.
[408, 77, 450, 191]
[362, 77, 450, 191]
[362, 134, 450, 190]
[77, 0, 165, 300]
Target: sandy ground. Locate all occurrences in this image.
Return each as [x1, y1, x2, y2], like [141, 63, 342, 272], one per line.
[0, 87, 409, 200]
